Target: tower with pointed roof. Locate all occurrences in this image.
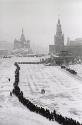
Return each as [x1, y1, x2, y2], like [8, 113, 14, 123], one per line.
[54, 18, 64, 53]
[14, 28, 31, 50]
[49, 18, 82, 59]
[20, 28, 26, 43]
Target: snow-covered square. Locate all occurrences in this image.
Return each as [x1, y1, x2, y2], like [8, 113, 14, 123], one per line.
[0, 57, 82, 125]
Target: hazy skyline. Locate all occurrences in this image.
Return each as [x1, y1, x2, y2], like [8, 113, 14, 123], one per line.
[0, 0, 82, 52]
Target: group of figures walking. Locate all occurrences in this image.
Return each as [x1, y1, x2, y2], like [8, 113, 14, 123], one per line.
[11, 62, 81, 125]
[61, 65, 77, 75]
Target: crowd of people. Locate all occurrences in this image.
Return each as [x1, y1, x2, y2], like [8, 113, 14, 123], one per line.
[66, 68, 77, 75]
[61, 65, 77, 75]
[12, 62, 81, 125]
[17, 62, 41, 64]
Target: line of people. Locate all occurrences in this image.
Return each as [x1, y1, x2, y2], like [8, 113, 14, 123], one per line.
[12, 62, 81, 125]
[61, 65, 77, 75]
[17, 62, 41, 64]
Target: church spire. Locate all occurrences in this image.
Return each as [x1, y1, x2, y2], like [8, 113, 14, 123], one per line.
[22, 28, 24, 34]
[54, 18, 64, 47]
[58, 18, 60, 24]
[20, 28, 26, 42]
[56, 18, 62, 36]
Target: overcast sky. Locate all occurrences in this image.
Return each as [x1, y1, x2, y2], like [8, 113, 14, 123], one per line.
[0, 0, 82, 52]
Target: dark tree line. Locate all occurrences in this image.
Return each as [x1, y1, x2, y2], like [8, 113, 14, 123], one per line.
[12, 62, 81, 125]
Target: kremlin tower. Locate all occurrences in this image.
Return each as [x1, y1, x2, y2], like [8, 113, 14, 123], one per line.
[54, 18, 64, 53]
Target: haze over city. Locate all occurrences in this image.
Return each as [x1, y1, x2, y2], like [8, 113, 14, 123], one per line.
[1, 1, 82, 125]
[0, 0, 82, 52]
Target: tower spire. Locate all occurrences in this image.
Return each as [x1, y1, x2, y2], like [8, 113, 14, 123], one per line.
[54, 18, 64, 48]
[22, 28, 24, 34]
[58, 18, 60, 24]
[56, 17, 62, 35]
[20, 28, 26, 42]
[58, 14, 60, 24]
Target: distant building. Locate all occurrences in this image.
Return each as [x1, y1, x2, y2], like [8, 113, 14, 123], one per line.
[67, 38, 82, 46]
[14, 28, 30, 50]
[49, 18, 64, 54]
[66, 38, 82, 57]
[0, 50, 8, 57]
[49, 19, 82, 58]
[0, 41, 12, 57]
[13, 29, 32, 56]
[54, 18, 64, 53]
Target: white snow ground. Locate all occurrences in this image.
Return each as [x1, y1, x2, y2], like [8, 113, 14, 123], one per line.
[69, 64, 82, 78]
[0, 58, 59, 125]
[0, 57, 82, 124]
[19, 63, 82, 123]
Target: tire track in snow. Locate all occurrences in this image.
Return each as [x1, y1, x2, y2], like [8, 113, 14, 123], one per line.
[19, 65, 34, 95]
[21, 64, 39, 94]
[57, 67, 82, 83]
[19, 64, 56, 111]
[27, 65, 39, 92]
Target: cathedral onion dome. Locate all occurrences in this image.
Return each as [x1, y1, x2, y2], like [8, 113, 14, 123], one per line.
[20, 28, 26, 42]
